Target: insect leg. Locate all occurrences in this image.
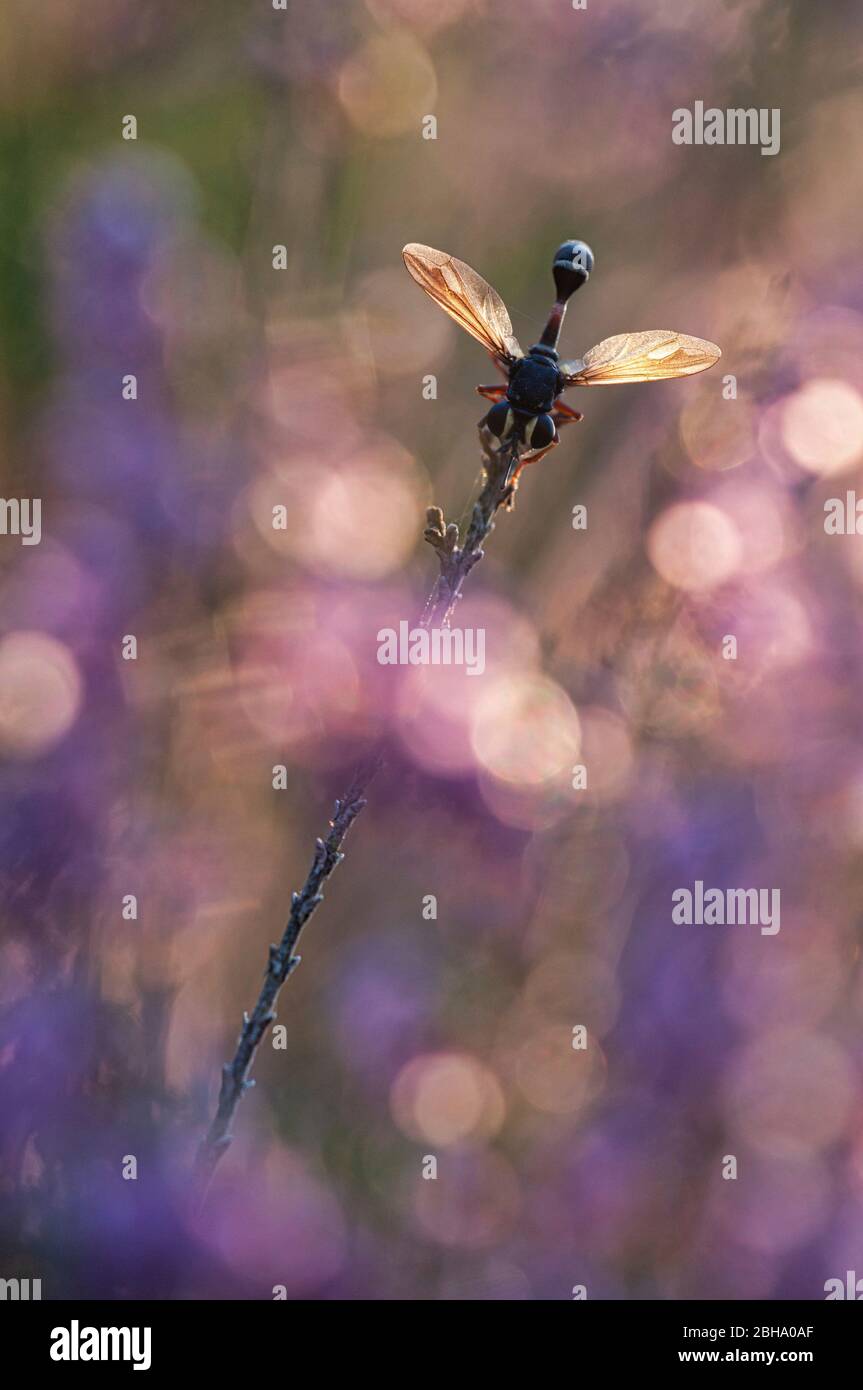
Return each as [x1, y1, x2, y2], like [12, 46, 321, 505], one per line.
[511, 434, 560, 478]
[476, 384, 508, 401]
[551, 401, 584, 423]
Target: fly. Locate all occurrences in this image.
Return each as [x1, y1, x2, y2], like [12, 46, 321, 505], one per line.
[403, 240, 722, 484]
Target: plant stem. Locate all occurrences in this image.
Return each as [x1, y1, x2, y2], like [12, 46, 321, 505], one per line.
[194, 435, 519, 1187]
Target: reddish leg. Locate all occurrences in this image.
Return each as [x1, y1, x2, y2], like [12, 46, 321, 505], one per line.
[552, 400, 583, 423]
[512, 406, 581, 484]
[509, 436, 560, 489]
[520, 437, 559, 466]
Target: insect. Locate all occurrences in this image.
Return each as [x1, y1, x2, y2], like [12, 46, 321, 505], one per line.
[403, 240, 721, 484]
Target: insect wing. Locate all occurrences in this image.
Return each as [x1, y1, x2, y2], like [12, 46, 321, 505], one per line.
[561, 330, 721, 386]
[402, 243, 523, 365]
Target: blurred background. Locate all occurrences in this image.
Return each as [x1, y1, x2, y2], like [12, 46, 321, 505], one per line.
[1, 0, 863, 1300]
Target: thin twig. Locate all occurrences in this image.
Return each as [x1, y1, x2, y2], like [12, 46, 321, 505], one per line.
[422, 429, 518, 627]
[194, 434, 519, 1186]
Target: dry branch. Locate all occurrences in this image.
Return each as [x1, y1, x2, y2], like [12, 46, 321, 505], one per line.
[194, 433, 519, 1186]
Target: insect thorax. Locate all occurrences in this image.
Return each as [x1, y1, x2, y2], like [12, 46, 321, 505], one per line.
[507, 351, 560, 414]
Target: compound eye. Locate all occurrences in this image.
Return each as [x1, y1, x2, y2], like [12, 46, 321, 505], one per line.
[528, 413, 555, 449]
[485, 401, 512, 438]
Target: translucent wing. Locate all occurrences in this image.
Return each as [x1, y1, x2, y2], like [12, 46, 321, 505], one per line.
[402, 243, 523, 365]
[560, 330, 721, 386]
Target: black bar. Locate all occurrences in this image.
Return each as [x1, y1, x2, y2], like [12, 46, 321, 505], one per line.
[4, 1298, 859, 1375]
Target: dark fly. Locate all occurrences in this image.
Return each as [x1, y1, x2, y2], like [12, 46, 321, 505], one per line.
[403, 240, 721, 484]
